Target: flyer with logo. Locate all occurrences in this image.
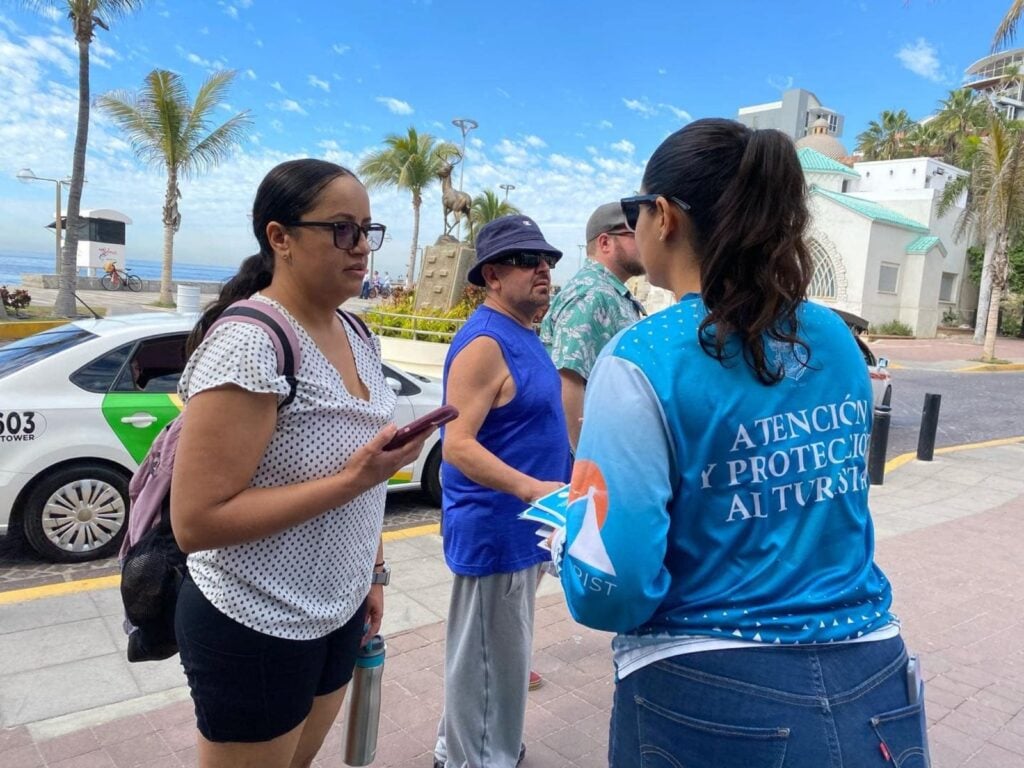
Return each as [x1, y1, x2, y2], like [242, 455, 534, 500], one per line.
[520, 484, 570, 550]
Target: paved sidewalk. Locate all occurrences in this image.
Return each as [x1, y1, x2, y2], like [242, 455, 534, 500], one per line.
[1, 441, 1022, 767]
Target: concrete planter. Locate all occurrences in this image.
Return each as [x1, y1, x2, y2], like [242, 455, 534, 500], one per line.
[0, 318, 71, 340]
[379, 336, 449, 378]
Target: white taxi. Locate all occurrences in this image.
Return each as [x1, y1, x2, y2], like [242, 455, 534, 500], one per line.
[0, 313, 443, 563]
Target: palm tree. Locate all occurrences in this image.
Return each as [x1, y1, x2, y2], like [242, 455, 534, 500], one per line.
[27, 0, 144, 317]
[933, 89, 989, 165]
[98, 70, 251, 304]
[939, 114, 1024, 358]
[855, 109, 915, 161]
[358, 127, 460, 290]
[470, 189, 520, 243]
[993, 1, 1024, 49]
[904, 122, 944, 159]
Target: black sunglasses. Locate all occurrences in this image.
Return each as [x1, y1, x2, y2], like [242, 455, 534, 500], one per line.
[286, 220, 387, 251]
[493, 252, 560, 269]
[619, 194, 691, 231]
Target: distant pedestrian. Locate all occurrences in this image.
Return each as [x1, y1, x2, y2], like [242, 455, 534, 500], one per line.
[360, 270, 370, 299]
[433, 215, 572, 768]
[557, 119, 930, 766]
[541, 201, 646, 451]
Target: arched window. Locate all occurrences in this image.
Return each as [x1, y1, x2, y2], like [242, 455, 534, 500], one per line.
[808, 239, 837, 299]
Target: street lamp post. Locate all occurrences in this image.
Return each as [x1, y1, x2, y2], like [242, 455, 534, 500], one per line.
[17, 168, 70, 274]
[451, 118, 478, 240]
[499, 183, 515, 202]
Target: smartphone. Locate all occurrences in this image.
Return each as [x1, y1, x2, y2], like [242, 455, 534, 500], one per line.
[384, 404, 459, 451]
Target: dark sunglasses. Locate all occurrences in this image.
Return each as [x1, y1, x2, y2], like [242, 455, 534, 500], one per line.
[493, 252, 560, 269]
[619, 194, 691, 231]
[286, 220, 387, 251]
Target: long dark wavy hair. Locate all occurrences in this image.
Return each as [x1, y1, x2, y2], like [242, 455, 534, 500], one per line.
[187, 159, 356, 355]
[642, 118, 813, 384]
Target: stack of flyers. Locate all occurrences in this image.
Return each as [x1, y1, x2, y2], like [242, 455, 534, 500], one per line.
[519, 484, 571, 552]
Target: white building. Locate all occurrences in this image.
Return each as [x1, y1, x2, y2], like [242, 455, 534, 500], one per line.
[800, 149, 973, 337]
[636, 149, 974, 338]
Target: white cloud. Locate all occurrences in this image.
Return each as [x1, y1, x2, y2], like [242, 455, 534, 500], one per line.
[38, 6, 62, 22]
[278, 99, 307, 115]
[549, 154, 573, 169]
[308, 75, 330, 92]
[269, 118, 284, 132]
[767, 74, 794, 92]
[623, 97, 657, 117]
[332, 43, 350, 55]
[244, 68, 257, 80]
[897, 38, 943, 82]
[523, 134, 546, 148]
[623, 97, 691, 123]
[658, 68, 667, 75]
[375, 96, 414, 115]
[496, 87, 510, 99]
[659, 103, 692, 122]
[200, 26, 210, 36]
[611, 139, 635, 155]
[270, 81, 285, 93]
[598, 120, 613, 129]
[223, 5, 239, 20]
[177, 46, 228, 72]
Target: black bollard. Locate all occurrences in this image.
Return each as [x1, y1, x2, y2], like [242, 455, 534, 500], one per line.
[916, 393, 942, 461]
[868, 404, 892, 485]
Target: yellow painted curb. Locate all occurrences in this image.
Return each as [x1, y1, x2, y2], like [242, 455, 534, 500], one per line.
[0, 574, 119, 605]
[0, 319, 70, 339]
[955, 362, 1024, 373]
[883, 435, 1024, 474]
[0, 523, 442, 605]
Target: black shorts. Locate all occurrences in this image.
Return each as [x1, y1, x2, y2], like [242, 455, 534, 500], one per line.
[175, 575, 366, 743]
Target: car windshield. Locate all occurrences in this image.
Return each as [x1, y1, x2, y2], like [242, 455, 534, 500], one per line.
[0, 325, 97, 380]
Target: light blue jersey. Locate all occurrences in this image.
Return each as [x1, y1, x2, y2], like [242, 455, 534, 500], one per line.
[559, 297, 895, 649]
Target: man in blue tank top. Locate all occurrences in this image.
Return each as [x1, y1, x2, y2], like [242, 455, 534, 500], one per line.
[433, 215, 573, 768]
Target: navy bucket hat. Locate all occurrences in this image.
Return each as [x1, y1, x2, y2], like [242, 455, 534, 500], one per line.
[467, 215, 562, 287]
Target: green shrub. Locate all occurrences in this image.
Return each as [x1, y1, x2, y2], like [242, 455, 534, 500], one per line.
[365, 290, 479, 342]
[870, 319, 914, 336]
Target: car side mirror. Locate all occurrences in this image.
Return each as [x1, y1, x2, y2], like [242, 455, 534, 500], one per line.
[386, 376, 402, 394]
[877, 357, 889, 369]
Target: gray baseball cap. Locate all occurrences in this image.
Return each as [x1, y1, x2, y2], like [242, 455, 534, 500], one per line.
[585, 202, 631, 243]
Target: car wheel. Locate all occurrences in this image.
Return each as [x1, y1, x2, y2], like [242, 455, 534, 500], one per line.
[423, 445, 443, 508]
[23, 463, 130, 563]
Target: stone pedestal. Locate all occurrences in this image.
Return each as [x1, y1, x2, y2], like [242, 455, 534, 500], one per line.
[415, 242, 476, 312]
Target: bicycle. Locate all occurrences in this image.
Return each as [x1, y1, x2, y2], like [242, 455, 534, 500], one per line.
[101, 261, 143, 292]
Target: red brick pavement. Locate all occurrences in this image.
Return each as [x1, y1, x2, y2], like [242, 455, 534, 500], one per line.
[2, 496, 1022, 767]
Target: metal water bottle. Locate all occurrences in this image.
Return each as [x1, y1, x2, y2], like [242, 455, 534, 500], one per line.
[344, 634, 386, 766]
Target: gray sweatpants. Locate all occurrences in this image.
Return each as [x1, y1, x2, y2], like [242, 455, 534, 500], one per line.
[434, 564, 541, 768]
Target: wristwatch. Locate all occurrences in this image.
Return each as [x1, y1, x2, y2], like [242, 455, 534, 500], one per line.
[371, 562, 391, 586]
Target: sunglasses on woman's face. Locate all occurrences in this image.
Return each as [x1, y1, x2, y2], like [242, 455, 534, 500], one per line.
[287, 220, 387, 251]
[619, 194, 692, 231]
[493, 252, 560, 269]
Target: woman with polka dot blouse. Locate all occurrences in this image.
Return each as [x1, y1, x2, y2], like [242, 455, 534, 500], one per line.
[170, 159, 431, 767]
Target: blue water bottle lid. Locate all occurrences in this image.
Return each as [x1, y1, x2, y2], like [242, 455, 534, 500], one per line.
[355, 634, 386, 668]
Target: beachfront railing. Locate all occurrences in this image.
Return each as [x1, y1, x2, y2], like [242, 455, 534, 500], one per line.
[364, 310, 466, 344]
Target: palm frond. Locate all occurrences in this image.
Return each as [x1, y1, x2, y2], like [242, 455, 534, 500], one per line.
[993, 0, 1024, 51]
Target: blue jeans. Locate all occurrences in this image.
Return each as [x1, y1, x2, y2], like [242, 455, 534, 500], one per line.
[610, 636, 929, 768]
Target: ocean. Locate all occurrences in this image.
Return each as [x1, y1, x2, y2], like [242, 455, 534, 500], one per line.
[0, 250, 240, 288]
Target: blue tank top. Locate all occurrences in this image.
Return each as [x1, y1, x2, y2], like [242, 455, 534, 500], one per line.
[441, 305, 572, 576]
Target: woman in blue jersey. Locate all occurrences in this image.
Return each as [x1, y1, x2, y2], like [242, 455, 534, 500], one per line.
[556, 119, 929, 767]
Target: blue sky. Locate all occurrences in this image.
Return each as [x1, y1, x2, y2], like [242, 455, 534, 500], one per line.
[0, 0, 1012, 284]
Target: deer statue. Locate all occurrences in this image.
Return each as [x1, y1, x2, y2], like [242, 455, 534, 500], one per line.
[437, 155, 473, 241]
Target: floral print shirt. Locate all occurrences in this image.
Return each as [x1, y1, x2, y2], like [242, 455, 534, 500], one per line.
[540, 260, 646, 381]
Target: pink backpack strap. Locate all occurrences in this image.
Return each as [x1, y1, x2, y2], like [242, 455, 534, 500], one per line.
[209, 300, 302, 408]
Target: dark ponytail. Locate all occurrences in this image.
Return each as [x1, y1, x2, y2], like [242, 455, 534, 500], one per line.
[187, 158, 355, 355]
[642, 118, 812, 384]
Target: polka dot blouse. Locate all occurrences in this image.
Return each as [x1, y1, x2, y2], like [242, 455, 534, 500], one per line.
[178, 294, 397, 640]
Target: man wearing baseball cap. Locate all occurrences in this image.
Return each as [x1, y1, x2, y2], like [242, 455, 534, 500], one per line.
[540, 201, 646, 450]
[434, 215, 572, 768]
